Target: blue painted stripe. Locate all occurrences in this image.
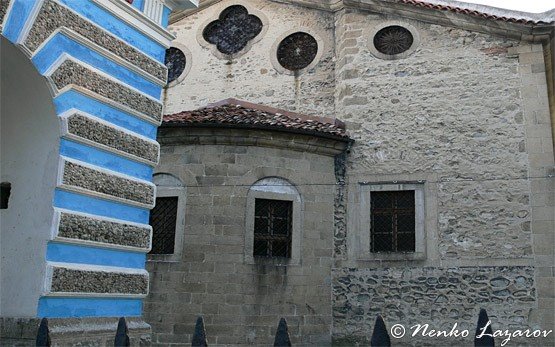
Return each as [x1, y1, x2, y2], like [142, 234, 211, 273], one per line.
[60, 139, 153, 180]
[133, 0, 145, 11]
[33, 33, 162, 98]
[54, 190, 150, 224]
[2, 0, 37, 43]
[54, 90, 157, 139]
[46, 242, 146, 268]
[38, 297, 143, 318]
[162, 6, 171, 28]
[57, 0, 165, 62]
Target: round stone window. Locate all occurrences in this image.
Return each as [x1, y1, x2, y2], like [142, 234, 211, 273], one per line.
[164, 47, 186, 84]
[373, 25, 414, 56]
[277, 32, 318, 71]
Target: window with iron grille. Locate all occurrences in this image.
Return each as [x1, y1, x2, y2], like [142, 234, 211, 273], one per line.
[371, 191, 415, 253]
[149, 196, 178, 254]
[253, 198, 292, 258]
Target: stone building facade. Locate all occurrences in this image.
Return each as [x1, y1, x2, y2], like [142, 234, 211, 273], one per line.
[146, 0, 555, 345]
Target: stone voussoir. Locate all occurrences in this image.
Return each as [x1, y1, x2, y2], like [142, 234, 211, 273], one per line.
[58, 212, 151, 250]
[61, 160, 154, 206]
[50, 267, 148, 295]
[66, 113, 159, 164]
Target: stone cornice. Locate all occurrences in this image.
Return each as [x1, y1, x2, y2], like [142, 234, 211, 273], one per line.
[158, 126, 352, 156]
[170, 0, 554, 43]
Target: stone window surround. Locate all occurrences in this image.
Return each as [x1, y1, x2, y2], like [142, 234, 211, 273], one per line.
[196, 1, 269, 60]
[361, 183, 425, 260]
[244, 177, 303, 266]
[366, 20, 421, 60]
[165, 42, 192, 88]
[147, 174, 186, 263]
[270, 27, 325, 76]
[347, 173, 439, 263]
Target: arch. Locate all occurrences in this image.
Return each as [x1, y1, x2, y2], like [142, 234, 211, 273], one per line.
[153, 172, 184, 187]
[249, 176, 301, 199]
[0, 36, 59, 316]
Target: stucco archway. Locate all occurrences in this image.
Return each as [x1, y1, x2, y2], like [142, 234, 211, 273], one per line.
[1, 36, 59, 317]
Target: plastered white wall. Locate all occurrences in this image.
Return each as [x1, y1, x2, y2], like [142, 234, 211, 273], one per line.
[0, 37, 59, 317]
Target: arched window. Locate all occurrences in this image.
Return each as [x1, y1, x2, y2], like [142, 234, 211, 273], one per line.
[245, 177, 302, 265]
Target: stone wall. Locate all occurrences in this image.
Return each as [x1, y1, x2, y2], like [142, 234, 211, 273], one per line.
[159, 2, 554, 346]
[333, 266, 536, 346]
[146, 127, 347, 345]
[165, 0, 336, 117]
[332, 7, 554, 345]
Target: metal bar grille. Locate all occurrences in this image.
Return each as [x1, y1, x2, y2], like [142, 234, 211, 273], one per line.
[149, 196, 178, 254]
[371, 191, 415, 252]
[253, 199, 292, 258]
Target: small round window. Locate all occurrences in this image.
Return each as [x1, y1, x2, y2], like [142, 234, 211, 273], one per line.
[373, 25, 413, 56]
[164, 47, 186, 84]
[277, 32, 318, 71]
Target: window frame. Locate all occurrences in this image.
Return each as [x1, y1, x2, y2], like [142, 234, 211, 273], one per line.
[245, 178, 302, 266]
[253, 198, 293, 258]
[147, 184, 186, 263]
[358, 183, 426, 261]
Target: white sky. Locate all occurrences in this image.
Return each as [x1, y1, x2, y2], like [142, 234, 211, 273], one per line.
[462, 0, 554, 13]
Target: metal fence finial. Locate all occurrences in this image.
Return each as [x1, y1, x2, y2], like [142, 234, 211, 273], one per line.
[114, 317, 130, 347]
[36, 318, 51, 347]
[370, 315, 391, 347]
[274, 317, 292, 347]
[192, 316, 208, 347]
[475, 308, 494, 347]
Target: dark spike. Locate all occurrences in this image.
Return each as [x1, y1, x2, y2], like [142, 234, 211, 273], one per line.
[370, 315, 391, 347]
[273, 318, 292, 347]
[192, 316, 208, 347]
[114, 317, 130, 347]
[36, 318, 51, 347]
[475, 309, 495, 347]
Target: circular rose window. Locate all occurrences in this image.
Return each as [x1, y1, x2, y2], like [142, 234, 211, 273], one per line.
[373, 25, 413, 56]
[164, 47, 186, 84]
[277, 32, 318, 71]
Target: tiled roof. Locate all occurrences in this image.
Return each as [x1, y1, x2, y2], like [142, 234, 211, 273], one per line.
[399, 0, 554, 25]
[162, 99, 350, 140]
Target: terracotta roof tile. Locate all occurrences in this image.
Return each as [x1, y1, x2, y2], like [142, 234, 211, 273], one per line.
[399, 0, 553, 25]
[163, 99, 350, 140]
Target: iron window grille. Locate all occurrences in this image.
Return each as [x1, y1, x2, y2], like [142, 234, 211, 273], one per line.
[149, 196, 178, 254]
[253, 198, 292, 258]
[371, 190, 415, 252]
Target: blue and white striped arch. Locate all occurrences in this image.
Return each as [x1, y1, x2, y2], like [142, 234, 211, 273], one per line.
[0, 0, 196, 318]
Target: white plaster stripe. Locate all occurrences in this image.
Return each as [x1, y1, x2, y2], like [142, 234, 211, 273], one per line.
[57, 156, 157, 209]
[51, 208, 153, 253]
[33, 27, 166, 86]
[58, 108, 160, 166]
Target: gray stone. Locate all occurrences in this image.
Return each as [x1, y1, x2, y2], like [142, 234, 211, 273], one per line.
[62, 161, 154, 205]
[58, 212, 150, 249]
[67, 113, 159, 163]
[51, 267, 148, 295]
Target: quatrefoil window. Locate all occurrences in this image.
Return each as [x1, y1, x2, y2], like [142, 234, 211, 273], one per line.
[202, 5, 263, 56]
